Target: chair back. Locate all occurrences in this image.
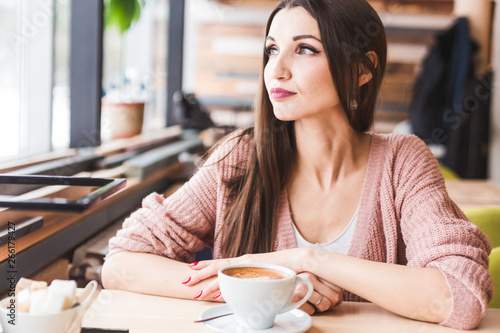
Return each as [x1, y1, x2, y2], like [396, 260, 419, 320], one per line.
[464, 207, 500, 249]
[464, 207, 500, 308]
[488, 247, 500, 308]
[440, 165, 460, 181]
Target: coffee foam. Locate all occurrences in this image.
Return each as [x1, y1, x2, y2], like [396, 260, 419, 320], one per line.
[223, 267, 288, 280]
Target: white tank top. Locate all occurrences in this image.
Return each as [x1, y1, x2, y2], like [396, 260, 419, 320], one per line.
[292, 206, 359, 255]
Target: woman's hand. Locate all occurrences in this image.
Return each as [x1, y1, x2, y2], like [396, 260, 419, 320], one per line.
[294, 272, 343, 315]
[181, 256, 250, 300]
[182, 251, 343, 314]
[181, 250, 300, 299]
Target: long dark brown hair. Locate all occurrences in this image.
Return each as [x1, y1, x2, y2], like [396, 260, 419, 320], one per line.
[219, 0, 387, 257]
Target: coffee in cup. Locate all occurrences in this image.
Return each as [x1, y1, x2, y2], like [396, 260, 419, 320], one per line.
[223, 267, 288, 280]
[218, 263, 313, 330]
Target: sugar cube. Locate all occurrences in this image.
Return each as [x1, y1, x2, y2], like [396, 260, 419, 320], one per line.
[29, 289, 49, 315]
[49, 279, 77, 310]
[16, 288, 31, 312]
[15, 278, 47, 294]
[45, 288, 66, 314]
[14, 277, 78, 315]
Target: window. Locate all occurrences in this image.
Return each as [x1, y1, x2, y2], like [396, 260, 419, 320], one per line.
[52, 0, 71, 151]
[0, 0, 174, 163]
[0, 1, 20, 161]
[0, 0, 72, 162]
[0, 0, 55, 162]
[101, 0, 169, 141]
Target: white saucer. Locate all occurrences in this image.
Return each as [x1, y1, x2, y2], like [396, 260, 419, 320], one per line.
[198, 304, 312, 333]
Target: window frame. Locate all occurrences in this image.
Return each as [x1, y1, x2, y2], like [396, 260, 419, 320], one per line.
[20, 0, 54, 157]
[70, 0, 185, 148]
[69, 0, 103, 149]
[166, 0, 185, 126]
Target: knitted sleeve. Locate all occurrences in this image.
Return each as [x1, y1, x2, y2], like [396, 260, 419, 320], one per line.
[393, 135, 493, 330]
[106, 130, 249, 263]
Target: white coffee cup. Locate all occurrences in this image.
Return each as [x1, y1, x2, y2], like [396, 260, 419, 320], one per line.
[218, 263, 313, 330]
[0, 280, 99, 333]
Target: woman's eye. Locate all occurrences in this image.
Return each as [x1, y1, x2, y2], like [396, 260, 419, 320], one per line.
[265, 46, 279, 56]
[298, 46, 320, 55]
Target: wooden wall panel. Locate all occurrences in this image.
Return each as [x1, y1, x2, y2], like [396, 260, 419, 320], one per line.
[194, 23, 264, 105]
[193, 1, 455, 131]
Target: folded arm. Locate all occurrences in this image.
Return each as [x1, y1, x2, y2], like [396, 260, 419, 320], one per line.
[185, 248, 451, 323]
[102, 251, 220, 299]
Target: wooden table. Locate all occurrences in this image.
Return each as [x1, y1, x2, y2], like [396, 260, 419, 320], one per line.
[80, 290, 500, 333]
[446, 180, 500, 211]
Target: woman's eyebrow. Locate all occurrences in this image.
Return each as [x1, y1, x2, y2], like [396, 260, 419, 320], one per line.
[292, 34, 322, 43]
[265, 35, 322, 43]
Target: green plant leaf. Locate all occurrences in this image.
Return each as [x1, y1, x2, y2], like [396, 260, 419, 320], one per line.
[132, 0, 142, 23]
[104, 0, 143, 34]
[103, 0, 113, 30]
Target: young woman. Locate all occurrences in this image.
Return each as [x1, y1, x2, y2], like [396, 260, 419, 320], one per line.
[102, 0, 493, 329]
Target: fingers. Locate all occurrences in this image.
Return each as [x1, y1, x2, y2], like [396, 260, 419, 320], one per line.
[184, 258, 344, 311]
[182, 258, 234, 301]
[317, 277, 343, 309]
[292, 275, 331, 313]
[298, 302, 316, 316]
[195, 278, 224, 301]
[311, 291, 331, 312]
[296, 273, 343, 312]
[188, 259, 229, 271]
[317, 278, 343, 309]
[293, 288, 330, 311]
[183, 259, 228, 286]
[330, 291, 343, 309]
[184, 265, 218, 286]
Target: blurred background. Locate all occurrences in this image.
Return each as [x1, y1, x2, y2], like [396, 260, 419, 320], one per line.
[1, 0, 500, 295]
[0, 0, 498, 181]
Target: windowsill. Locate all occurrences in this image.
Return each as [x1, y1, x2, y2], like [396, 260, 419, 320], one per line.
[0, 150, 79, 174]
[0, 125, 201, 294]
[0, 161, 184, 264]
[0, 126, 183, 174]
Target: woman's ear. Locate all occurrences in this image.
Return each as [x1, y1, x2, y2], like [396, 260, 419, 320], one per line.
[358, 51, 379, 87]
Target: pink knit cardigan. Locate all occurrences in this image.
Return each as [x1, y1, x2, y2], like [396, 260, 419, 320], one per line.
[108, 131, 493, 330]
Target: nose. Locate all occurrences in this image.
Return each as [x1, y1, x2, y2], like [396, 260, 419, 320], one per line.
[269, 53, 291, 80]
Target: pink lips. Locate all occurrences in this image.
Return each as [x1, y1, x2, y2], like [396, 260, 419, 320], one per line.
[270, 88, 296, 100]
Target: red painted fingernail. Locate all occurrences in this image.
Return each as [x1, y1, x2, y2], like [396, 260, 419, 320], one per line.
[212, 292, 221, 299]
[194, 291, 203, 299]
[188, 261, 199, 267]
[181, 277, 191, 284]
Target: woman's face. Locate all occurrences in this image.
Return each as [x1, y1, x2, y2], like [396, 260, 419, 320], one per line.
[264, 6, 341, 122]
